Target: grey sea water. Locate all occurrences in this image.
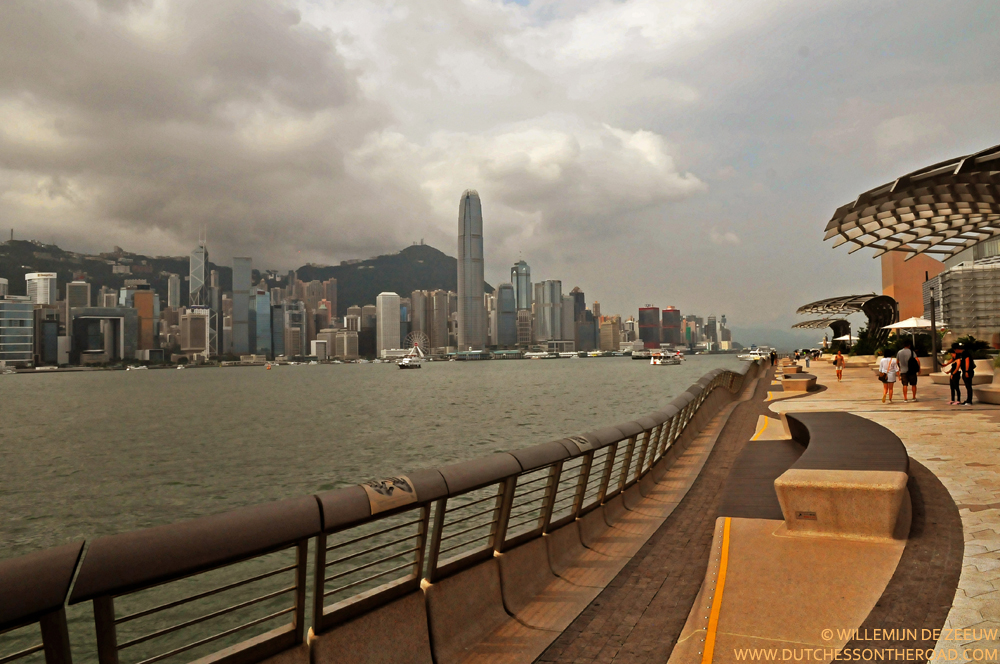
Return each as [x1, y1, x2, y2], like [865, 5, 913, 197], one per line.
[0, 354, 740, 558]
[1, 354, 744, 662]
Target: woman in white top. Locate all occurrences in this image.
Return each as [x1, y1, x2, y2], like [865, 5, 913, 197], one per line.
[877, 351, 899, 403]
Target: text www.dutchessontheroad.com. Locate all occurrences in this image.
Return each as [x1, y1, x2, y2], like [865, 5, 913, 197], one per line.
[732, 628, 1000, 661]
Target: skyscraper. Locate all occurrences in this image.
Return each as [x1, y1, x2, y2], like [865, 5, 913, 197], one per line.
[189, 242, 208, 306]
[25, 273, 57, 305]
[662, 306, 681, 345]
[511, 260, 531, 311]
[410, 290, 427, 336]
[232, 258, 251, 355]
[539, 280, 562, 341]
[376, 292, 401, 357]
[167, 273, 181, 308]
[254, 291, 272, 357]
[569, 287, 585, 322]
[66, 281, 91, 309]
[496, 283, 516, 348]
[561, 295, 575, 345]
[0, 278, 7, 298]
[324, 278, 338, 318]
[428, 290, 449, 350]
[638, 306, 661, 349]
[457, 190, 485, 350]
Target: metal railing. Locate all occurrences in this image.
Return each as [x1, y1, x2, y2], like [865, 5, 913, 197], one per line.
[0, 361, 765, 664]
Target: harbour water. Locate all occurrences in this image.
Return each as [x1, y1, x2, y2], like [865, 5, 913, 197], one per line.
[0, 355, 740, 559]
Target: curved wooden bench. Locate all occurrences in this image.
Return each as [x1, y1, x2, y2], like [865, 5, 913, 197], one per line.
[775, 412, 909, 540]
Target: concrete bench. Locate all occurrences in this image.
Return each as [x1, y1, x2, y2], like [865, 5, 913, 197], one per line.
[782, 364, 802, 374]
[774, 412, 909, 541]
[780, 373, 816, 392]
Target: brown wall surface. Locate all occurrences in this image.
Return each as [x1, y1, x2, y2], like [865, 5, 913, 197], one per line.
[881, 252, 945, 320]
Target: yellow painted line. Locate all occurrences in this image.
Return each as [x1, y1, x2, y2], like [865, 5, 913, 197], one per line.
[766, 391, 774, 401]
[702, 517, 731, 664]
[751, 416, 769, 440]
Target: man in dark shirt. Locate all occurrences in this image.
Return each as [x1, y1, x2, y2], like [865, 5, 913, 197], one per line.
[897, 340, 919, 402]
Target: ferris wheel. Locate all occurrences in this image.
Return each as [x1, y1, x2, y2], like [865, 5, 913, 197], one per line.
[403, 331, 430, 356]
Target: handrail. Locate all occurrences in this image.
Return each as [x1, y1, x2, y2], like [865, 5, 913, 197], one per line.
[0, 359, 766, 664]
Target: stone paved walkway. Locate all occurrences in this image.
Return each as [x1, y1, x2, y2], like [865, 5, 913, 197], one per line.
[771, 360, 1000, 655]
[537, 366, 776, 663]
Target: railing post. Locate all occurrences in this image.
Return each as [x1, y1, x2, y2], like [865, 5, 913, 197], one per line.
[634, 430, 652, 481]
[414, 504, 431, 580]
[596, 443, 617, 504]
[312, 532, 328, 632]
[39, 609, 73, 664]
[572, 452, 593, 516]
[293, 540, 308, 645]
[492, 477, 518, 552]
[424, 498, 448, 582]
[539, 462, 562, 532]
[617, 436, 636, 491]
[92, 597, 118, 664]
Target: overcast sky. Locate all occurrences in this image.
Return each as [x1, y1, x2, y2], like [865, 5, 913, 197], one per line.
[2, 0, 998, 344]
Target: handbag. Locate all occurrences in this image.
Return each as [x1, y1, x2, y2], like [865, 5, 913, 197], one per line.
[878, 372, 887, 382]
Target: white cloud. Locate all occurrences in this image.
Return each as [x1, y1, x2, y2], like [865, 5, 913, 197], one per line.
[710, 228, 741, 245]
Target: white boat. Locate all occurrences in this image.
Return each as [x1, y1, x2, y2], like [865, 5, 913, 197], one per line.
[397, 345, 424, 369]
[650, 353, 681, 366]
[126, 365, 148, 371]
[738, 349, 768, 361]
[176, 365, 186, 370]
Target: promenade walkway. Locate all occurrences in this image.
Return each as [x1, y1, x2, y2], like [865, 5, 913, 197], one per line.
[770, 360, 1000, 655]
[538, 366, 776, 662]
[540, 358, 1000, 663]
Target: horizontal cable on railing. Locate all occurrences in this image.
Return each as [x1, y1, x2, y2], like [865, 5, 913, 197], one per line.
[0, 643, 43, 664]
[117, 585, 296, 650]
[115, 562, 297, 624]
[133, 607, 294, 664]
[445, 492, 497, 513]
[326, 518, 423, 551]
[323, 562, 414, 598]
[327, 533, 418, 566]
[324, 547, 420, 584]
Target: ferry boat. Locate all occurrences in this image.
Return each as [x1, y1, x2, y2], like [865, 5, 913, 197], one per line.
[524, 351, 558, 360]
[650, 352, 681, 366]
[397, 345, 424, 369]
[738, 349, 769, 361]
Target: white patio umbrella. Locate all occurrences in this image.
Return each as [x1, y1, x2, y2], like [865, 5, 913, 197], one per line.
[833, 334, 857, 342]
[882, 316, 932, 344]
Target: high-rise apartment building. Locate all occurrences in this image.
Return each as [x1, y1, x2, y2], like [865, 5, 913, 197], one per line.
[496, 283, 517, 348]
[254, 291, 271, 357]
[167, 274, 181, 308]
[304, 281, 323, 311]
[284, 302, 307, 357]
[599, 316, 621, 352]
[593, 302, 601, 319]
[189, 242, 208, 306]
[232, 257, 251, 355]
[25, 273, 57, 305]
[0, 295, 34, 366]
[516, 310, 532, 346]
[324, 279, 338, 319]
[66, 281, 91, 309]
[410, 290, 427, 336]
[561, 295, 575, 345]
[638, 306, 660, 349]
[428, 290, 449, 350]
[335, 330, 359, 360]
[376, 292, 401, 358]
[511, 261, 531, 311]
[361, 305, 377, 330]
[661, 306, 681, 345]
[0, 278, 7, 298]
[569, 287, 585, 322]
[537, 280, 562, 341]
[457, 190, 485, 350]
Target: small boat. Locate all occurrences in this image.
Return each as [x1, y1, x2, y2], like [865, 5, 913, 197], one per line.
[126, 365, 148, 371]
[398, 344, 425, 369]
[176, 365, 186, 370]
[738, 349, 768, 361]
[650, 353, 681, 366]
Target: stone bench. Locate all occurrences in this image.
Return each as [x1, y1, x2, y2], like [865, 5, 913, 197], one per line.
[780, 373, 816, 392]
[774, 412, 909, 541]
[782, 365, 802, 374]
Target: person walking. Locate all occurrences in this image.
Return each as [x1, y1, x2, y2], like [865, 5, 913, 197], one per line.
[834, 350, 845, 382]
[960, 346, 976, 405]
[943, 345, 962, 405]
[897, 340, 920, 402]
[877, 350, 899, 403]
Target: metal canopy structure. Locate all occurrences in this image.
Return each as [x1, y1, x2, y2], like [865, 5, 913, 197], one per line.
[791, 318, 843, 329]
[824, 143, 1000, 260]
[796, 294, 898, 349]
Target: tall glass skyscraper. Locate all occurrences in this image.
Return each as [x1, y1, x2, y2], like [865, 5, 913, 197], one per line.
[511, 260, 531, 311]
[376, 291, 401, 357]
[496, 283, 517, 348]
[189, 243, 208, 306]
[232, 257, 251, 355]
[457, 190, 485, 350]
